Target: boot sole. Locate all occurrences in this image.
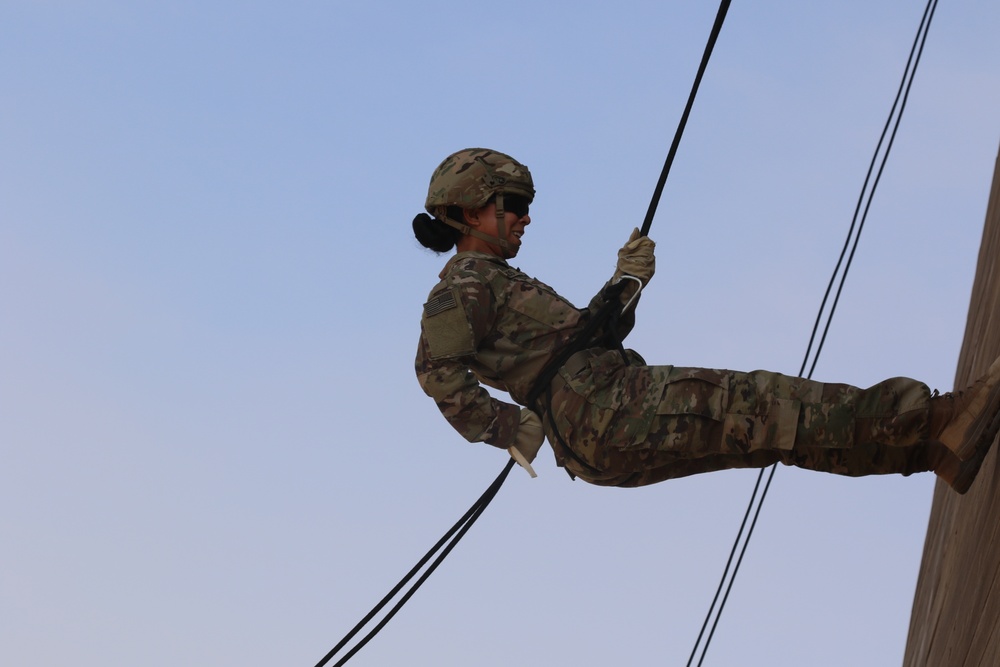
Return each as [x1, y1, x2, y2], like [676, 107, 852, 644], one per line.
[955, 378, 1000, 460]
[951, 404, 1000, 494]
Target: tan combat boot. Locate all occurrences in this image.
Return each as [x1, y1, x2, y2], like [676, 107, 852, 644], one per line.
[930, 356, 1000, 493]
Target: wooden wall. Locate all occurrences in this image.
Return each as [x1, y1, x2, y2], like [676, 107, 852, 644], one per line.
[904, 145, 1000, 667]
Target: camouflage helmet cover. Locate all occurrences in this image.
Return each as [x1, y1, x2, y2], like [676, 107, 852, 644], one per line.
[424, 148, 535, 214]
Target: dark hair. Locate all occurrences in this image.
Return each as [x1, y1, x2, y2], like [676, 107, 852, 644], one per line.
[412, 212, 462, 253]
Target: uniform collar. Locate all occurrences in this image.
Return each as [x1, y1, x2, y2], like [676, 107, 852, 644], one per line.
[439, 251, 509, 279]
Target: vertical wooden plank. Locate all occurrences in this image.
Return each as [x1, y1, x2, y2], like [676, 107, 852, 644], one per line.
[903, 144, 1000, 667]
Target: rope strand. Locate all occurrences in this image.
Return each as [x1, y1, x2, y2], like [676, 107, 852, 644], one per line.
[685, 2, 939, 663]
[313, 461, 515, 667]
[642, 0, 732, 237]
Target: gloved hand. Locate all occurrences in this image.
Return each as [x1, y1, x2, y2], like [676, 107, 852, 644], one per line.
[614, 227, 655, 286]
[508, 408, 544, 477]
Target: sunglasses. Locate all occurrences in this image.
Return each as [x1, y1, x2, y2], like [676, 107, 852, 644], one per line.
[502, 194, 531, 218]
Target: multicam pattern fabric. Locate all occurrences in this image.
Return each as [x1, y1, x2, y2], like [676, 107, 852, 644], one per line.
[416, 251, 633, 449]
[416, 252, 936, 486]
[547, 357, 934, 486]
[424, 148, 535, 214]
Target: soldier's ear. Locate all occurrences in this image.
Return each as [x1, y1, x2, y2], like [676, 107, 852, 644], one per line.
[463, 208, 482, 227]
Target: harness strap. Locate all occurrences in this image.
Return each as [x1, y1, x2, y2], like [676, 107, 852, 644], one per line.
[523, 281, 633, 479]
[524, 280, 630, 411]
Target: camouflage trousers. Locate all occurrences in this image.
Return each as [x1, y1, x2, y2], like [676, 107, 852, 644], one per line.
[543, 349, 937, 487]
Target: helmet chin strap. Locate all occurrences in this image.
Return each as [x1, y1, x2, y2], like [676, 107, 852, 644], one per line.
[441, 217, 511, 253]
[439, 193, 513, 255]
[494, 192, 509, 253]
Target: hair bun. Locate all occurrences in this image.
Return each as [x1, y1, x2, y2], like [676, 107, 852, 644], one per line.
[413, 212, 459, 253]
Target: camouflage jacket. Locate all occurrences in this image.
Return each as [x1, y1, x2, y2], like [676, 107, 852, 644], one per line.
[416, 251, 634, 449]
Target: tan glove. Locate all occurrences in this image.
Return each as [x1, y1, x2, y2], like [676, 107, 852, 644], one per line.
[508, 408, 544, 477]
[614, 227, 655, 286]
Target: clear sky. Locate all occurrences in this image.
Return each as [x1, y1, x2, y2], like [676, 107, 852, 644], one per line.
[3, 2, 999, 666]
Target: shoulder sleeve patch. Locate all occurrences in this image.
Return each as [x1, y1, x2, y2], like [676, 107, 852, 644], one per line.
[424, 289, 457, 317]
[422, 286, 476, 360]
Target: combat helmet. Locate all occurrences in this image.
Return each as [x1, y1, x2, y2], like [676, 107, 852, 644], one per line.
[425, 148, 534, 254]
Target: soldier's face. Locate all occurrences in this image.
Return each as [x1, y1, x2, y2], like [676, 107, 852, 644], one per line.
[460, 202, 531, 259]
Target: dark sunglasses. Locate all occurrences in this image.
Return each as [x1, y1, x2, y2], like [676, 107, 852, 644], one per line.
[502, 194, 530, 218]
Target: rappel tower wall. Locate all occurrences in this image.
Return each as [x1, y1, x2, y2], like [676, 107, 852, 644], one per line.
[904, 144, 1000, 667]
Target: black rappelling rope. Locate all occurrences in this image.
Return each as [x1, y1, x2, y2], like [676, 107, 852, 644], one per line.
[684, 1, 939, 665]
[313, 460, 516, 667]
[642, 0, 732, 237]
[313, 2, 734, 665]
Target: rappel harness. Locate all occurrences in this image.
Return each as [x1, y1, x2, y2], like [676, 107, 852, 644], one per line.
[315, 3, 733, 666]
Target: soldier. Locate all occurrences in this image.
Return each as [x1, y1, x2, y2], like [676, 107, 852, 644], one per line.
[413, 147, 1000, 493]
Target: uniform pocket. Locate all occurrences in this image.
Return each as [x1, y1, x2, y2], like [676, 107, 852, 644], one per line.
[723, 371, 803, 452]
[640, 367, 730, 455]
[656, 367, 728, 420]
[557, 350, 626, 410]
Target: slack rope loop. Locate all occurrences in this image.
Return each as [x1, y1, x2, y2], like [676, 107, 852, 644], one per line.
[684, 1, 940, 665]
[313, 460, 516, 667]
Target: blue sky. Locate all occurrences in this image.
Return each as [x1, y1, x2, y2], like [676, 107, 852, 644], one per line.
[2, 2, 999, 665]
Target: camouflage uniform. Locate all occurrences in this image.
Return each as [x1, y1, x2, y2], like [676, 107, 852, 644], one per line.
[416, 252, 938, 487]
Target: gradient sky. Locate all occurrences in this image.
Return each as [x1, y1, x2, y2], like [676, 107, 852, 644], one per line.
[3, 2, 999, 666]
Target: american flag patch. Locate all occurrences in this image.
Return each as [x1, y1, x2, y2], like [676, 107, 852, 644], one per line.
[424, 290, 458, 317]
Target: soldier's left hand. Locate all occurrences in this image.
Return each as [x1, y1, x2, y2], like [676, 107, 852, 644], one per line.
[615, 227, 655, 285]
[509, 408, 544, 476]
